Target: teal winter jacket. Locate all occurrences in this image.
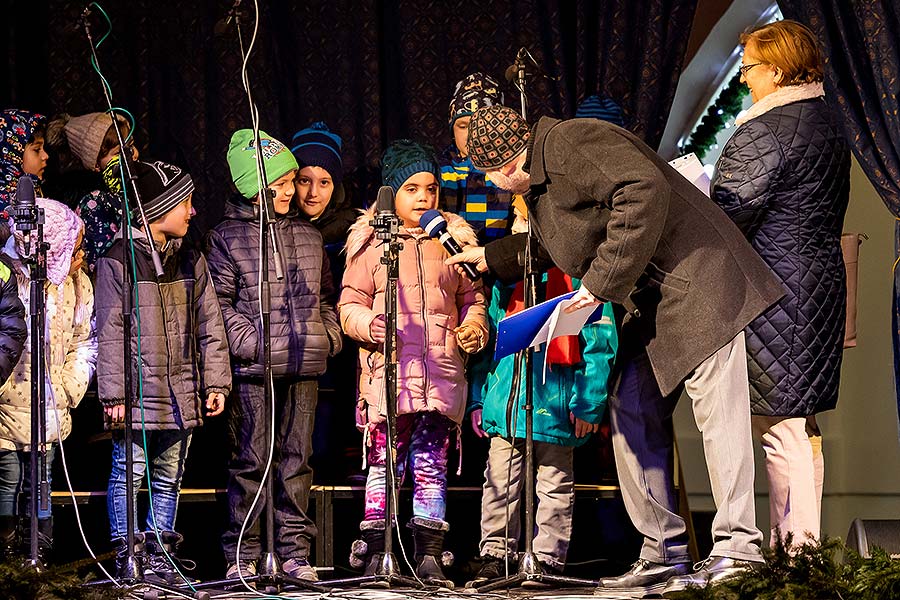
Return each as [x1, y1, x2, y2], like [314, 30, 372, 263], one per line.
[468, 275, 617, 447]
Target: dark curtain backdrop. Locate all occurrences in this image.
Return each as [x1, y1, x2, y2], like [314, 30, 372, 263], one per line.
[778, 1, 900, 422]
[3, 0, 697, 234]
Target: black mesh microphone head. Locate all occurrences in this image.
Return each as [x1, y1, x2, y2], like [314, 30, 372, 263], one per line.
[375, 185, 395, 213]
[15, 176, 35, 209]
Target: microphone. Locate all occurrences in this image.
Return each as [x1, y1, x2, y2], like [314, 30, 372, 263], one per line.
[419, 209, 480, 280]
[375, 185, 394, 214]
[214, 0, 243, 36]
[505, 47, 527, 83]
[13, 176, 36, 257]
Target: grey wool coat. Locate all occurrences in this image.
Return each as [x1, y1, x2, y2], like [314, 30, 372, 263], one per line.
[95, 230, 232, 429]
[485, 117, 785, 396]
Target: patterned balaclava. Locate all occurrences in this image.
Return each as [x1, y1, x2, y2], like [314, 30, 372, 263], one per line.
[0, 109, 47, 210]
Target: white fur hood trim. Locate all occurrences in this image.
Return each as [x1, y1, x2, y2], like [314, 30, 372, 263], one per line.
[735, 82, 825, 126]
[344, 207, 479, 265]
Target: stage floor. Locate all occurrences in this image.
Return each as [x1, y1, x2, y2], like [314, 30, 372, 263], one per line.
[119, 584, 649, 600]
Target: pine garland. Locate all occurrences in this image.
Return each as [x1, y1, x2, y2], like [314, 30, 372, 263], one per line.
[681, 70, 749, 160]
[0, 556, 127, 600]
[667, 532, 900, 600]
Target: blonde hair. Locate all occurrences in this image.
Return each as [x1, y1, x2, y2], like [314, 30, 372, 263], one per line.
[740, 20, 824, 86]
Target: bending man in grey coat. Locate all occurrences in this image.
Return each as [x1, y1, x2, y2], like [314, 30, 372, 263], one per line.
[447, 105, 784, 597]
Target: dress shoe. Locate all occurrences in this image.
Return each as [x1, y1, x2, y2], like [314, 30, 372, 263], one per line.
[662, 556, 758, 596]
[596, 558, 691, 597]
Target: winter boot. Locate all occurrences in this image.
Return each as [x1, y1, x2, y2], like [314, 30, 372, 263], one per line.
[145, 531, 195, 583]
[0, 516, 17, 561]
[112, 533, 146, 582]
[349, 519, 387, 587]
[410, 517, 454, 588]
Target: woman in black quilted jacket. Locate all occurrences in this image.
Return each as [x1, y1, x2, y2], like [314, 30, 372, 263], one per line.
[712, 20, 850, 548]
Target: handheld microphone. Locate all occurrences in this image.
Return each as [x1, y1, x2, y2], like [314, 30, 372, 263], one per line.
[419, 209, 480, 280]
[13, 176, 36, 257]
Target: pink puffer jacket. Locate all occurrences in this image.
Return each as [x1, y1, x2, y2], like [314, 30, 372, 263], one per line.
[340, 208, 487, 427]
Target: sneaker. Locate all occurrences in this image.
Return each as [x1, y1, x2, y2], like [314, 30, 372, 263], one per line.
[225, 559, 258, 581]
[283, 557, 318, 582]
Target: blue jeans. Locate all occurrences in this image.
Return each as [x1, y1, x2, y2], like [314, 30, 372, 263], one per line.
[107, 429, 192, 539]
[0, 445, 56, 519]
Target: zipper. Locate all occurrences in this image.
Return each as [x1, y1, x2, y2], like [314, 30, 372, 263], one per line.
[415, 237, 429, 402]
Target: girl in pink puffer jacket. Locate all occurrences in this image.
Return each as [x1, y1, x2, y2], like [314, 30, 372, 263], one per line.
[339, 140, 487, 587]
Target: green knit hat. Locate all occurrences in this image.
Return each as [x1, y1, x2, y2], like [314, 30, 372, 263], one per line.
[380, 139, 440, 193]
[227, 129, 299, 199]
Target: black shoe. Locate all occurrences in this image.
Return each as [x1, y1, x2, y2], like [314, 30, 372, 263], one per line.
[112, 533, 146, 582]
[466, 556, 512, 587]
[662, 556, 758, 596]
[597, 559, 691, 597]
[521, 561, 563, 589]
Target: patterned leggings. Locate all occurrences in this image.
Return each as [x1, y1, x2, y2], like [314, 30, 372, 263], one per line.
[364, 411, 455, 523]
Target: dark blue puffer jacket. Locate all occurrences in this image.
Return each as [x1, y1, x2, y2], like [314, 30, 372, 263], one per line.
[205, 196, 342, 380]
[712, 84, 850, 417]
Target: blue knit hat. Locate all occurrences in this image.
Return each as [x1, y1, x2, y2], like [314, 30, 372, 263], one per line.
[290, 121, 343, 184]
[381, 140, 439, 193]
[575, 95, 625, 127]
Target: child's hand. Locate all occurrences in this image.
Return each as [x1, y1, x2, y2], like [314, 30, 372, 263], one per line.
[569, 411, 599, 438]
[469, 408, 489, 438]
[206, 392, 226, 417]
[369, 315, 386, 344]
[455, 324, 484, 354]
[105, 404, 125, 424]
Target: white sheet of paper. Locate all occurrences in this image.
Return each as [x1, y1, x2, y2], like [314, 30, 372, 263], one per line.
[533, 299, 601, 383]
[668, 153, 710, 197]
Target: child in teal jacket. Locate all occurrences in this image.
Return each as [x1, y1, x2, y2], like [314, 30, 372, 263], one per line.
[467, 267, 617, 584]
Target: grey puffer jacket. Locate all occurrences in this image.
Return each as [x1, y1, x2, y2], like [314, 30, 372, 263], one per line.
[712, 82, 850, 417]
[205, 197, 342, 380]
[95, 230, 232, 430]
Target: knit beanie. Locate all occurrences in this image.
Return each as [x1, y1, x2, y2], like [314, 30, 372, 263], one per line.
[12, 198, 83, 286]
[466, 106, 531, 170]
[381, 140, 440, 193]
[448, 72, 504, 126]
[54, 112, 128, 170]
[227, 129, 298, 199]
[290, 122, 343, 184]
[131, 160, 195, 223]
[575, 95, 625, 127]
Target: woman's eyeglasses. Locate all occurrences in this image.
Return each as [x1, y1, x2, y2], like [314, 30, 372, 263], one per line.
[739, 62, 764, 77]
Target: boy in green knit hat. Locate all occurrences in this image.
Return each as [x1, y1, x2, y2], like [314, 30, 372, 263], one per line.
[207, 129, 343, 582]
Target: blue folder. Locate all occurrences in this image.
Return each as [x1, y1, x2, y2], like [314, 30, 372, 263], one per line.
[493, 291, 606, 361]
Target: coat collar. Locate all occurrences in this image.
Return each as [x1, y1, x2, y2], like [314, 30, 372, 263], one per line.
[523, 116, 564, 187]
[735, 82, 825, 126]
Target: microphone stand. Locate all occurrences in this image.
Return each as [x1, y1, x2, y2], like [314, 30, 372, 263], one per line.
[327, 206, 421, 589]
[472, 50, 598, 592]
[191, 7, 321, 595]
[80, 12, 180, 595]
[20, 206, 48, 571]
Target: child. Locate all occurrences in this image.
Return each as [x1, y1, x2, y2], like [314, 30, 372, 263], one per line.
[46, 112, 137, 273]
[340, 140, 488, 588]
[206, 129, 343, 582]
[0, 200, 96, 563]
[96, 159, 231, 581]
[0, 109, 49, 247]
[466, 200, 617, 586]
[290, 121, 356, 249]
[438, 73, 513, 244]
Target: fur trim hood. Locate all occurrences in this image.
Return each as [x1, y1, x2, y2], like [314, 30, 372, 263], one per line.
[735, 82, 824, 126]
[344, 207, 479, 264]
